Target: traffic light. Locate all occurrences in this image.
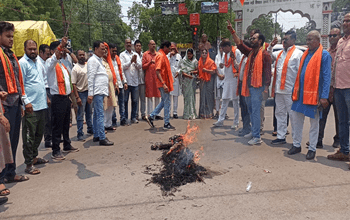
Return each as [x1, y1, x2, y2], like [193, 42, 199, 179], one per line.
[192, 27, 198, 49]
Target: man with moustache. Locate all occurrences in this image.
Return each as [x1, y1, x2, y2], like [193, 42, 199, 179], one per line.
[327, 13, 350, 166]
[19, 40, 49, 175]
[143, 40, 162, 119]
[288, 30, 331, 160]
[71, 49, 93, 141]
[120, 39, 142, 125]
[87, 41, 114, 146]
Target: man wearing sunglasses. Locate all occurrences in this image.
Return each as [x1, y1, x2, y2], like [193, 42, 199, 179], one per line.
[327, 13, 350, 167]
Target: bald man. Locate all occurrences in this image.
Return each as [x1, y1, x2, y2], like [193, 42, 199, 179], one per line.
[288, 30, 331, 160]
[328, 13, 350, 165]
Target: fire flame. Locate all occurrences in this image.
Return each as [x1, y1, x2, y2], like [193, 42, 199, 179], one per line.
[183, 121, 199, 147]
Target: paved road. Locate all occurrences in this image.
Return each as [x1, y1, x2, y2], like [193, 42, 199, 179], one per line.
[1, 94, 349, 220]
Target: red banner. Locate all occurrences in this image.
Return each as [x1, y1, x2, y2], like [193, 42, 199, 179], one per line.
[178, 3, 188, 15]
[219, 2, 228, 13]
[190, 13, 200, 26]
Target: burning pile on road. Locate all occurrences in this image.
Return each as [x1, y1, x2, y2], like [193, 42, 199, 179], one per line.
[144, 122, 207, 196]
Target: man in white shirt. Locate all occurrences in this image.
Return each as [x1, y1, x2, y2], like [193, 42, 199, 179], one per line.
[167, 42, 182, 119]
[214, 39, 242, 129]
[267, 30, 303, 145]
[109, 43, 128, 126]
[71, 49, 93, 141]
[120, 38, 142, 124]
[46, 38, 79, 160]
[134, 40, 147, 121]
[38, 44, 52, 148]
[87, 41, 114, 146]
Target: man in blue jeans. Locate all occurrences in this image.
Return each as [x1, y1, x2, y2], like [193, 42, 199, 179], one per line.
[71, 49, 93, 141]
[87, 41, 113, 146]
[145, 40, 175, 130]
[227, 21, 272, 145]
[327, 13, 350, 166]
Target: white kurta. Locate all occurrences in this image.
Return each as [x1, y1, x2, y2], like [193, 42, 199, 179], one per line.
[215, 52, 225, 89]
[221, 48, 242, 100]
[167, 53, 182, 96]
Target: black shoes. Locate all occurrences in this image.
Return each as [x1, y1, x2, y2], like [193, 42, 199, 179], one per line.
[271, 138, 286, 145]
[99, 138, 114, 146]
[120, 120, 127, 126]
[155, 115, 163, 120]
[145, 115, 154, 128]
[173, 114, 178, 119]
[0, 197, 8, 205]
[163, 123, 175, 130]
[306, 150, 316, 160]
[93, 137, 100, 142]
[288, 145, 301, 155]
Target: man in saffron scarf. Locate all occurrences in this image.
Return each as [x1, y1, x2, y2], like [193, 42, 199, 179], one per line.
[0, 22, 29, 183]
[227, 20, 272, 145]
[267, 30, 303, 145]
[214, 39, 241, 128]
[327, 13, 350, 164]
[46, 39, 80, 160]
[288, 30, 331, 160]
[145, 40, 175, 130]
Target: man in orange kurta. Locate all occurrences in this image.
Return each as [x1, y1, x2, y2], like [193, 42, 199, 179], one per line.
[142, 40, 161, 116]
[145, 40, 174, 130]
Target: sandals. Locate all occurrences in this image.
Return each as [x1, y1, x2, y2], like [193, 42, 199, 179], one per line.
[33, 158, 48, 165]
[105, 126, 116, 131]
[25, 166, 41, 175]
[0, 184, 10, 196]
[4, 175, 29, 183]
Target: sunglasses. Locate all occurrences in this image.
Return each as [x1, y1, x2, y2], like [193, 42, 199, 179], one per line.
[328, 34, 339, 38]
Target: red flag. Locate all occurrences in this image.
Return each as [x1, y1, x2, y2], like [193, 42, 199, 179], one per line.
[240, 0, 245, 5]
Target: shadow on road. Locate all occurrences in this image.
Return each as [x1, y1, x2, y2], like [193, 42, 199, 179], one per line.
[70, 159, 100, 180]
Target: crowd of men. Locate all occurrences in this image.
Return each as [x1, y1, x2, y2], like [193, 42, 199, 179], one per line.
[0, 13, 350, 205]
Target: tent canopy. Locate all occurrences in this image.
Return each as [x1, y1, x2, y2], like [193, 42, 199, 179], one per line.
[8, 20, 57, 57]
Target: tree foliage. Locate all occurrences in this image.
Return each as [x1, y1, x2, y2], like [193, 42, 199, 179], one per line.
[0, 0, 133, 52]
[246, 14, 283, 42]
[128, 0, 235, 51]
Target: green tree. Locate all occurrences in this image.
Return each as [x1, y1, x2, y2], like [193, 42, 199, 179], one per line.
[128, 0, 235, 50]
[0, 0, 134, 51]
[246, 14, 283, 42]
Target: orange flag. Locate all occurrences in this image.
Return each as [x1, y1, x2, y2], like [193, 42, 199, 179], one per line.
[240, 0, 245, 5]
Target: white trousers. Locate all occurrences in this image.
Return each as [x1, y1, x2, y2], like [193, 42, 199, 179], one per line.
[147, 97, 161, 115]
[218, 99, 239, 125]
[291, 110, 320, 151]
[215, 98, 222, 112]
[170, 95, 178, 115]
[275, 93, 293, 139]
[104, 106, 114, 128]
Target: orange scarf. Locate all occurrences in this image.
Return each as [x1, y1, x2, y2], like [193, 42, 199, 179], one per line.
[271, 45, 296, 97]
[224, 46, 237, 73]
[198, 53, 216, 82]
[115, 55, 123, 81]
[0, 48, 25, 96]
[241, 48, 263, 97]
[236, 55, 246, 96]
[292, 44, 323, 105]
[104, 43, 117, 86]
[55, 63, 71, 95]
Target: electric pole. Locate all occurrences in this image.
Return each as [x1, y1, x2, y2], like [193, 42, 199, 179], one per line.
[59, 0, 68, 36]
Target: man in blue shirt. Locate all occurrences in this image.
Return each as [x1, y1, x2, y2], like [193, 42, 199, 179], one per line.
[19, 40, 49, 175]
[288, 30, 331, 160]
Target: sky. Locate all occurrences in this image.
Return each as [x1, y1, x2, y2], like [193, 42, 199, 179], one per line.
[119, 1, 309, 30]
